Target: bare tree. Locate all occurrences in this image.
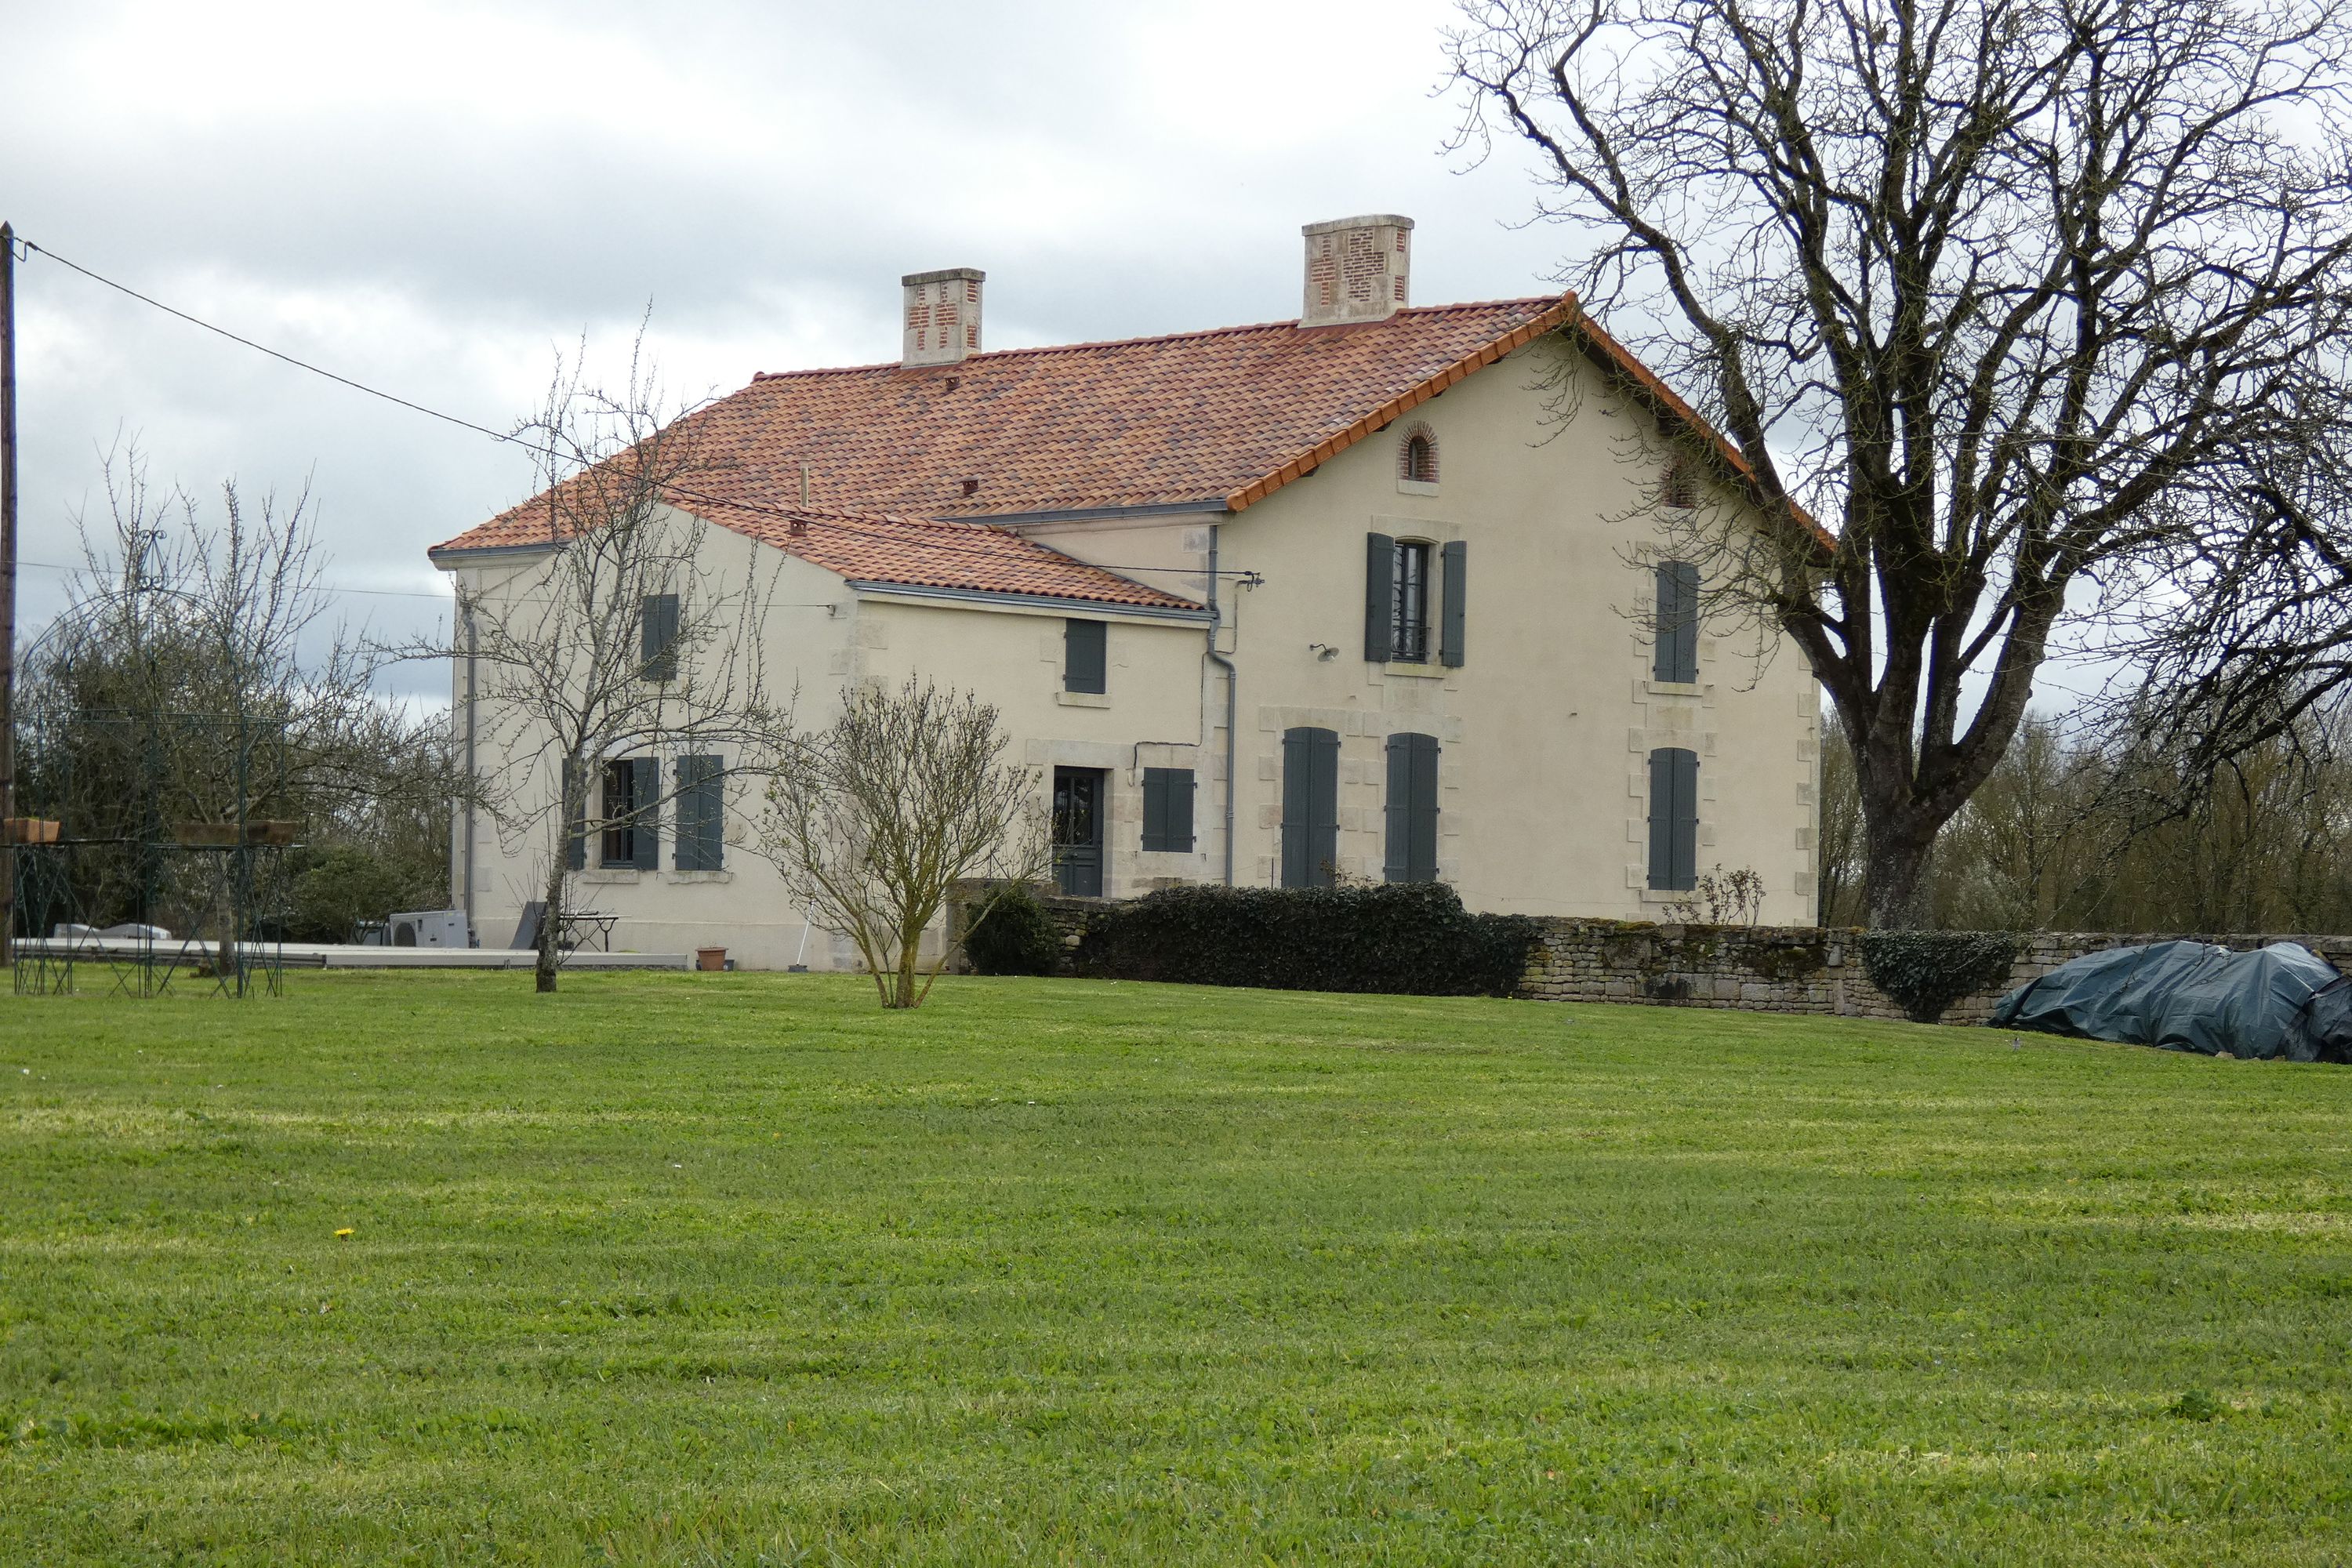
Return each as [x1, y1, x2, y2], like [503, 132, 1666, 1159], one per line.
[760, 678, 1049, 1009]
[452, 339, 783, 993]
[20, 441, 454, 949]
[1450, 0, 2352, 925]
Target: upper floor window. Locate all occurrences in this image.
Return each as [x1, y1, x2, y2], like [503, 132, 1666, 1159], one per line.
[1366, 532, 1466, 666]
[1403, 434, 1438, 485]
[1064, 618, 1107, 694]
[1397, 423, 1440, 488]
[1661, 461, 1697, 510]
[1653, 561, 1700, 684]
[640, 593, 681, 682]
[1391, 540, 1432, 662]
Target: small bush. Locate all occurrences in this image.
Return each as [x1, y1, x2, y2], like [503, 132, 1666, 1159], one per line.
[1075, 881, 1538, 998]
[1859, 930, 2024, 1023]
[286, 844, 438, 943]
[963, 882, 1063, 977]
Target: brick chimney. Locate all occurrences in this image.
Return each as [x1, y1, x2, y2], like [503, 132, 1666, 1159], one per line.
[1301, 215, 1412, 328]
[902, 267, 984, 366]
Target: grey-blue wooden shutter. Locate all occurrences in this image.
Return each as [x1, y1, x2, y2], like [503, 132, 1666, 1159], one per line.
[1439, 541, 1467, 667]
[1653, 563, 1699, 683]
[1141, 767, 1196, 852]
[1647, 746, 1698, 890]
[675, 755, 724, 871]
[1065, 619, 1107, 693]
[641, 593, 681, 681]
[562, 757, 586, 870]
[1384, 733, 1440, 882]
[1281, 728, 1340, 887]
[1363, 533, 1395, 662]
[630, 756, 660, 869]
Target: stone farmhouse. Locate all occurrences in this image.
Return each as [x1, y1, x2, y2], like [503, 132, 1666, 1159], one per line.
[430, 215, 1824, 969]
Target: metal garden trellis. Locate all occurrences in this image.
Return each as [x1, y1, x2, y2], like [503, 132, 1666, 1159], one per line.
[11, 703, 296, 997]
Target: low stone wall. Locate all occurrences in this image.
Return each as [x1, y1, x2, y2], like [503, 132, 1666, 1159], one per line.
[1520, 921, 2352, 1023]
[948, 882, 2352, 1025]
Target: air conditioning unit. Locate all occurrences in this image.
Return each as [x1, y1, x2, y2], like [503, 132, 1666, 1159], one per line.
[388, 909, 470, 949]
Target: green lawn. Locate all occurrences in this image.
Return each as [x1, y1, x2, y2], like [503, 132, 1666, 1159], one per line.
[4, 973, 2350, 1564]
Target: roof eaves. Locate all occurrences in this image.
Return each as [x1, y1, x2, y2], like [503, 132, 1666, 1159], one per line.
[845, 580, 1211, 620]
[1566, 311, 1836, 554]
[1222, 295, 1581, 514]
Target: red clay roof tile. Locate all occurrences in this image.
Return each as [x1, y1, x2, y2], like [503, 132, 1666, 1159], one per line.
[430, 292, 1825, 591]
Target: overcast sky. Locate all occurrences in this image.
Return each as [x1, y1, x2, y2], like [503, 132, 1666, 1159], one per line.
[5, 0, 1572, 694]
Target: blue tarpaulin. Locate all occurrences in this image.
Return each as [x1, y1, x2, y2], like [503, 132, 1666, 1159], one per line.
[1990, 940, 2352, 1063]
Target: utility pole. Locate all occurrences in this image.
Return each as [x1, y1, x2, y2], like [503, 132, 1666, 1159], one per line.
[1, 221, 18, 970]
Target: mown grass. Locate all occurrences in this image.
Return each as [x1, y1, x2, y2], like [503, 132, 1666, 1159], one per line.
[3, 971, 2350, 1564]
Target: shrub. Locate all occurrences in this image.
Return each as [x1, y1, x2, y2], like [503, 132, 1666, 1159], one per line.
[963, 882, 1063, 977]
[1075, 881, 1538, 998]
[286, 844, 436, 943]
[1858, 930, 2024, 1023]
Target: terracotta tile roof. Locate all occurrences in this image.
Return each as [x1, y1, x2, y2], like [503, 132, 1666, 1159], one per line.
[684, 499, 1201, 612]
[430, 290, 1827, 572]
[434, 298, 1570, 550]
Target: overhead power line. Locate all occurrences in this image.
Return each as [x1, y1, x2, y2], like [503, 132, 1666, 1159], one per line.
[16, 556, 452, 600]
[15, 235, 1253, 595]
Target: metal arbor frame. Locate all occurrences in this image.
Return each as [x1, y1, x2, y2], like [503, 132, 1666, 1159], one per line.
[10, 706, 296, 997]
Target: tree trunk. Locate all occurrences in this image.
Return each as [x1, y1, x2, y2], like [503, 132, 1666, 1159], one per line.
[891, 921, 920, 1008]
[1862, 822, 1936, 930]
[536, 859, 564, 994]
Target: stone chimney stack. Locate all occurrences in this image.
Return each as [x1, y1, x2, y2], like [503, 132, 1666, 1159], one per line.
[902, 267, 985, 366]
[1301, 215, 1412, 328]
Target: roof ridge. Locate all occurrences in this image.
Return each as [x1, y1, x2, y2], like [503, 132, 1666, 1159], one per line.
[748, 296, 1569, 381]
[686, 494, 1029, 535]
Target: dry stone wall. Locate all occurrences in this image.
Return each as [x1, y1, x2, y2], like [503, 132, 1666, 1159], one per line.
[1520, 921, 2352, 1023]
[949, 882, 2352, 1025]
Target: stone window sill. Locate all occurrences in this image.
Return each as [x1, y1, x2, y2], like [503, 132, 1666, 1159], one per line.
[1056, 690, 1110, 708]
[1381, 660, 1448, 680]
[664, 869, 735, 884]
[582, 869, 641, 884]
[1394, 477, 1440, 497]
[1644, 680, 1706, 698]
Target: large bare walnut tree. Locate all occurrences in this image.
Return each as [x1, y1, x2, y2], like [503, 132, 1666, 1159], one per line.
[454, 341, 783, 993]
[760, 678, 1049, 1010]
[1450, 0, 2352, 925]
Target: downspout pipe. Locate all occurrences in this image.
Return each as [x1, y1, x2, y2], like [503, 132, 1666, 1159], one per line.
[1205, 524, 1237, 887]
[461, 601, 477, 937]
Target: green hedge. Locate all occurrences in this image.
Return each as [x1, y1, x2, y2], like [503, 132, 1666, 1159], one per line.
[1074, 882, 1539, 998]
[963, 883, 1063, 977]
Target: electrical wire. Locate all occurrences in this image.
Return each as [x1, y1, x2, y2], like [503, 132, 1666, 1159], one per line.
[16, 234, 1264, 595]
[18, 556, 452, 600]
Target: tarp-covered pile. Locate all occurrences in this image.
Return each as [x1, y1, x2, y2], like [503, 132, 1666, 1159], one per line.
[1991, 940, 2352, 1063]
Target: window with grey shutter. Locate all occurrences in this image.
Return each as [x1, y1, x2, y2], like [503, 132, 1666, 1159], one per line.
[1363, 532, 1395, 662]
[630, 757, 661, 870]
[599, 760, 633, 868]
[1390, 540, 1432, 662]
[1280, 727, 1341, 887]
[641, 593, 681, 682]
[1647, 746, 1699, 891]
[1141, 768, 1196, 853]
[1064, 618, 1107, 693]
[675, 755, 724, 871]
[562, 757, 586, 871]
[1383, 732, 1441, 883]
[1653, 562, 1699, 683]
[1439, 540, 1467, 668]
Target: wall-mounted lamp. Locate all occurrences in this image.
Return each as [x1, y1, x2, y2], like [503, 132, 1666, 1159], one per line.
[1308, 643, 1339, 661]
